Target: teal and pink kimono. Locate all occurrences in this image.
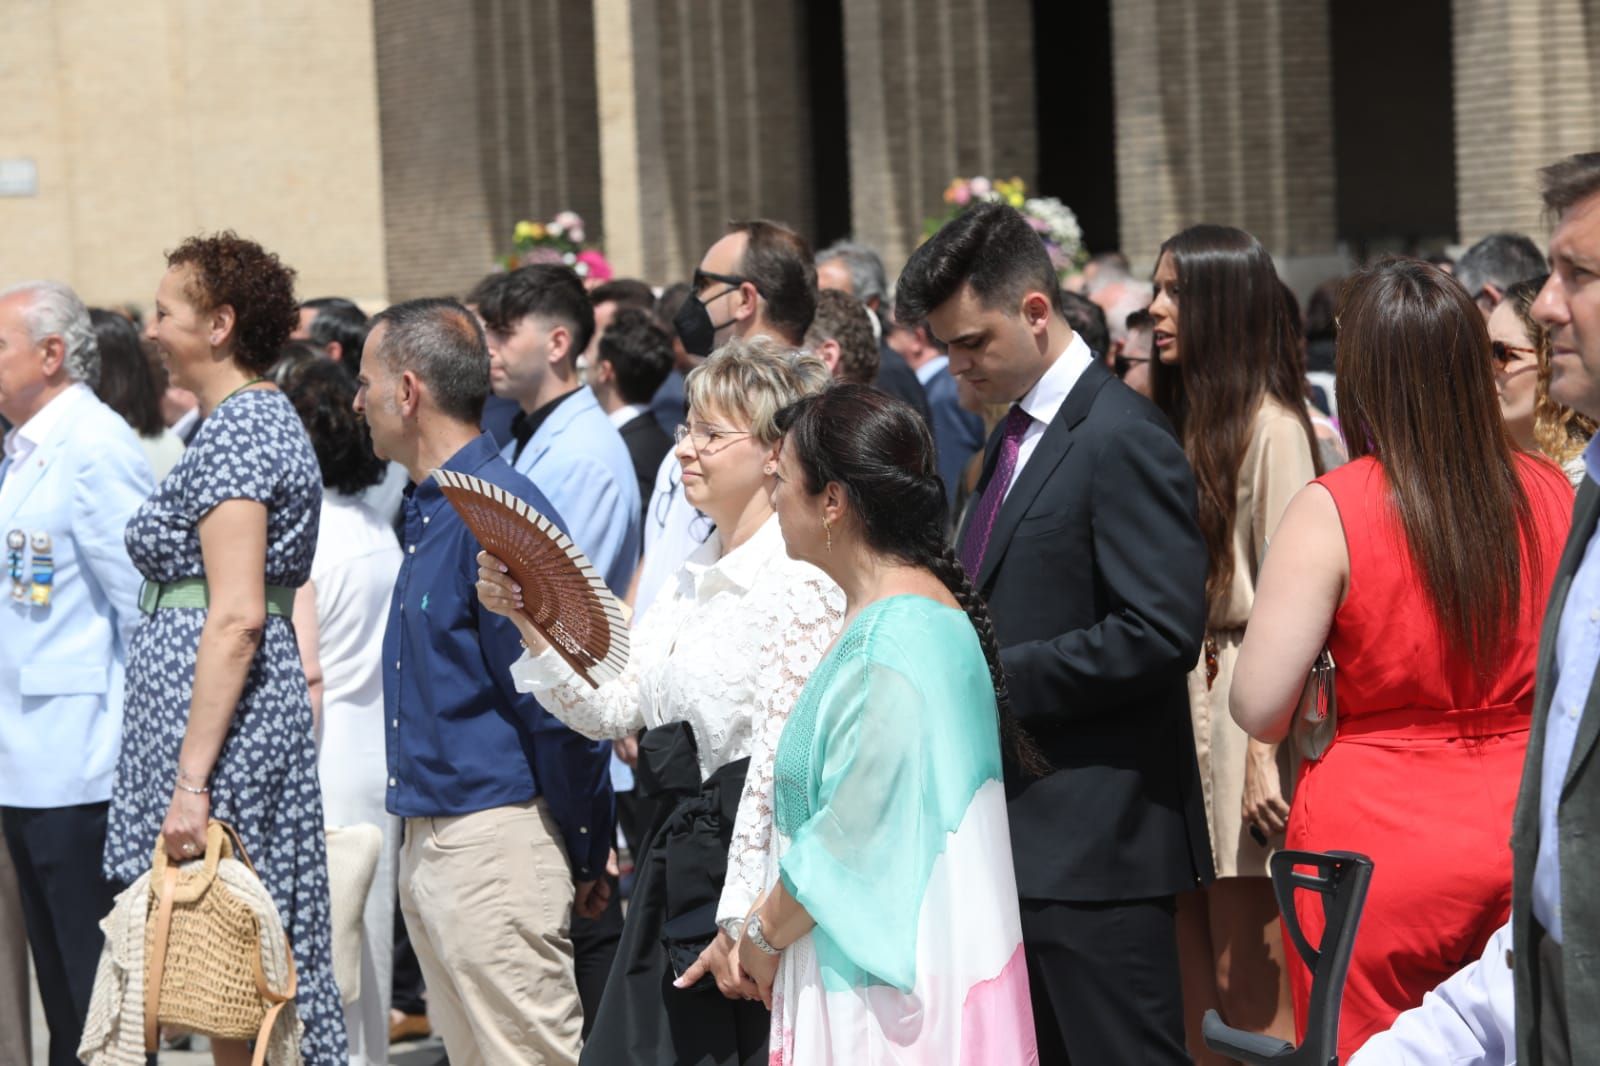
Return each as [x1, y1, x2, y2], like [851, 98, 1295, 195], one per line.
[768, 595, 1038, 1064]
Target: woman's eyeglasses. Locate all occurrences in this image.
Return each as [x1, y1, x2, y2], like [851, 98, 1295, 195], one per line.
[1490, 340, 1538, 366]
[673, 422, 751, 452]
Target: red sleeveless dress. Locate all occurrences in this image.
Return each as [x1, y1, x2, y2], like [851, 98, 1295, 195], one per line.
[1286, 454, 1573, 1059]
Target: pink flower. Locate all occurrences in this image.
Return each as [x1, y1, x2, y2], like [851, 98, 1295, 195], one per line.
[576, 249, 613, 281]
[970, 176, 993, 198]
[951, 184, 972, 206]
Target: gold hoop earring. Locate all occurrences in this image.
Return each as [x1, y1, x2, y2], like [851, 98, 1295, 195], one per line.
[823, 518, 833, 553]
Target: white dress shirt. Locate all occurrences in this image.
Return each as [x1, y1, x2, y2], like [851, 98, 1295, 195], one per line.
[510, 515, 844, 931]
[1004, 332, 1095, 500]
[635, 451, 714, 619]
[607, 402, 650, 430]
[0, 385, 82, 510]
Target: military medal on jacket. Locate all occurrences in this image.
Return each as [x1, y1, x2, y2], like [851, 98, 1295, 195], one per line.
[28, 532, 53, 607]
[5, 530, 24, 602]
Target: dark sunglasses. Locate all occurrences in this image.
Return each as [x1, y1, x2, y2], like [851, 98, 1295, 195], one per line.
[1114, 354, 1150, 378]
[1490, 340, 1538, 366]
[692, 269, 757, 296]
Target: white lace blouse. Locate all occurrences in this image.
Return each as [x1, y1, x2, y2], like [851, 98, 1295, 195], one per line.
[510, 514, 844, 931]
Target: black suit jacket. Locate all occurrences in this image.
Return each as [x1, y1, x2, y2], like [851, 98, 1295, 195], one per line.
[961, 359, 1213, 902]
[875, 344, 933, 426]
[619, 411, 674, 510]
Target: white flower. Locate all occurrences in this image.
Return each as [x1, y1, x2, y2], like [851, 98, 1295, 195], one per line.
[970, 176, 993, 199]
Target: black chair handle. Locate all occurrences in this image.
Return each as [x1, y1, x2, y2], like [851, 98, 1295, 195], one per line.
[1202, 849, 1374, 1065]
[1202, 1010, 1296, 1060]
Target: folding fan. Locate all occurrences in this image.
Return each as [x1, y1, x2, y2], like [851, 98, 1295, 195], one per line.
[431, 469, 630, 688]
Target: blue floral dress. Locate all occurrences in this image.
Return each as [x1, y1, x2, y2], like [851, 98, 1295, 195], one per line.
[105, 388, 346, 1062]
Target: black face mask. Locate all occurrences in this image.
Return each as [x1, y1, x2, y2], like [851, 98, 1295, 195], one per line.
[674, 291, 735, 359]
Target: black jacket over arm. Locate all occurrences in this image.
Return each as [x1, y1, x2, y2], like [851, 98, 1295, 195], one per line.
[963, 360, 1214, 902]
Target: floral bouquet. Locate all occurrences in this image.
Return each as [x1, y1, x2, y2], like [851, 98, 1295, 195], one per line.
[503, 211, 614, 281]
[924, 176, 1088, 278]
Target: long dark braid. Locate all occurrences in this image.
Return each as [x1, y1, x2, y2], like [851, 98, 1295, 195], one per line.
[919, 537, 1049, 776]
[776, 384, 1047, 775]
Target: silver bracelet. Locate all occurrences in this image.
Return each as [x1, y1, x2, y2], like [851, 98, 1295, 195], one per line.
[175, 769, 210, 795]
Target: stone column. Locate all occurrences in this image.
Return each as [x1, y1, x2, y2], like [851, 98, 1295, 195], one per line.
[375, 0, 601, 300]
[1112, 0, 1338, 272]
[596, 0, 814, 284]
[1453, 0, 1600, 243]
[840, 0, 1038, 275]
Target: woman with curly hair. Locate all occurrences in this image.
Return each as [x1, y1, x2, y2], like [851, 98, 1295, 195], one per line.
[103, 233, 346, 1063]
[1489, 274, 1597, 486]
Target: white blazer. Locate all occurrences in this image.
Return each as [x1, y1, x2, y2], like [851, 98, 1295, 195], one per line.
[0, 385, 153, 807]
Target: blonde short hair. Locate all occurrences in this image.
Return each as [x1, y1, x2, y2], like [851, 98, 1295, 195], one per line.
[684, 334, 830, 445]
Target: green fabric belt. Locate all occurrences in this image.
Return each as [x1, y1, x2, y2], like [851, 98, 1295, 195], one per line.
[137, 577, 296, 618]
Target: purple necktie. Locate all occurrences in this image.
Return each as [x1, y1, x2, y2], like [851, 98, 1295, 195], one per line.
[960, 405, 1033, 579]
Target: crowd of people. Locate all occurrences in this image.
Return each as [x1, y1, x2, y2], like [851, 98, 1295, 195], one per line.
[0, 150, 1596, 1066]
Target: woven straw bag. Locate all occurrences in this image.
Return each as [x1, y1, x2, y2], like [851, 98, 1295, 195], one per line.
[144, 821, 297, 1063]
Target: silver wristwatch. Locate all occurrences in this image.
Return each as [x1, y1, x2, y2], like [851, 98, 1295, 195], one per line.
[744, 913, 780, 956]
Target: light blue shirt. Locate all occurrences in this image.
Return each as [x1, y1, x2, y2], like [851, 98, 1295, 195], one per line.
[1534, 435, 1600, 943]
[913, 354, 949, 386]
[0, 385, 153, 807]
[501, 386, 642, 596]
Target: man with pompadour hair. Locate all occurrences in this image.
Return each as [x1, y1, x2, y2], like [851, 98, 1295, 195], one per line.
[357, 297, 614, 1065]
[897, 202, 1211, 1065]
[474, 265, 640, 597]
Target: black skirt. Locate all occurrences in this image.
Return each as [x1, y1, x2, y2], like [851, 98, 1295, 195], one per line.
[580, 721, 770, 1066]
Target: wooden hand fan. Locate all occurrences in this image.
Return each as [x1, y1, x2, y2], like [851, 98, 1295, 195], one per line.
[431, 469, 629, 688]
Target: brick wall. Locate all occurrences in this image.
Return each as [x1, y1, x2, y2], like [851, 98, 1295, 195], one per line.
[1112, 0, 1337, 268]
[376, 0, 601, 300]
[841, 0, 1039, 276]
[0, 0, 388, 309]
[1453, 0, 1600, 244]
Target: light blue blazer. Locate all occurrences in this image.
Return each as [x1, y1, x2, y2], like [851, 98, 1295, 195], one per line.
[501, 386, 642, 595]
[0, 386, 153, 807]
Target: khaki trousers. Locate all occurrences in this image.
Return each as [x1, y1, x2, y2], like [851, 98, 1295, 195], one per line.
[399, 799, 583, 1066]
[0, 835, 28, 1066]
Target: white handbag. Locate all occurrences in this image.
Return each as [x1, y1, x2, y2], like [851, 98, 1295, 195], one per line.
[324, 824, 383, 1007]
[1293, 648, 1337, 761]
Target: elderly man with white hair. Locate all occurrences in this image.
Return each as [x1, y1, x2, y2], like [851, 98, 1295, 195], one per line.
[0, 280, 152, 1066]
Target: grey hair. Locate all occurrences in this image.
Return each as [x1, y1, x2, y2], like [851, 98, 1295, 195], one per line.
[367, 297, 490, 425]
[0, 281, 99, 387]
[816, 240, 889, 307]
[1453, 233, 1546, 299]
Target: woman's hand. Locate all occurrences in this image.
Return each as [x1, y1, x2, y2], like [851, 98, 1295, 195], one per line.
[737, 930, 779, 1008]
[476, 552, 525, 619]
[673, 930, 759, 1000]
[162, 786, 211, 863]
[1241, 739, 1290, 839]
[476, 552, 549, 653]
